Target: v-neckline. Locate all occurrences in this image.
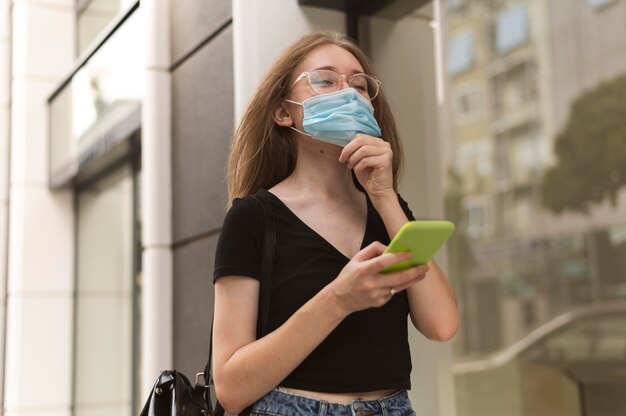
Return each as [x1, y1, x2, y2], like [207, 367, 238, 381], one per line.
[260, 188, 370, 261]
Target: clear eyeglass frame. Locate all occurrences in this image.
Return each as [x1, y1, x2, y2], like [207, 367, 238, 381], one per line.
[292, 69, 382, 101]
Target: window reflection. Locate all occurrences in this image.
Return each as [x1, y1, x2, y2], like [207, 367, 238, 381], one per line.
[74, 166, 135, 416]
[495, 4, 529, 54]
[444, 0, 626, 414]
[447, 30, 475, 75]
[77, 0, 137, 56]
[49, 6, 143, 187]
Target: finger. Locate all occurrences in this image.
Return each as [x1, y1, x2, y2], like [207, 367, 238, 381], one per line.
[353, 133, 383, 144]
[339, 134, 378, 163]
[338, 137, 362, 163]
[364, 251, 413, 272]
[346, 146, 387, 169]
[353, 154, 391, 174]
[393, 271, 429, 292]
[353, 241, 387, 261]
[378, 265, 429, 287]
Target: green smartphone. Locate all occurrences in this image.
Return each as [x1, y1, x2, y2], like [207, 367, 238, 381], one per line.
[379, 220, 455, 274]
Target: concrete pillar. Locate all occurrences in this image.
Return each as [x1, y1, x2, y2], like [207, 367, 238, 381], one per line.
[0, 0, 11, 407]
[4, 0, 75, 415]
[141, 0, 173, 397]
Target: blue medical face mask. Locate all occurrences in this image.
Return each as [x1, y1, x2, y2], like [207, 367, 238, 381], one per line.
[285, 88, 382, 147]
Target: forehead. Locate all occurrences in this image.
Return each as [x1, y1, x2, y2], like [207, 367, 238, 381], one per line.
[294, 44, 364, 78]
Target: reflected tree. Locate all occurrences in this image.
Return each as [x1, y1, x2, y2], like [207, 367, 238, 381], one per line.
[542, 74, 626, 214]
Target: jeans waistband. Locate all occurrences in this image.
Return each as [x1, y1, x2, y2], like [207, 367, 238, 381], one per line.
[251, 387, 414, 416]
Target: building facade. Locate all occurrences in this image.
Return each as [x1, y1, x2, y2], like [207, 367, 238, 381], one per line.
[1, 0, 625, 416]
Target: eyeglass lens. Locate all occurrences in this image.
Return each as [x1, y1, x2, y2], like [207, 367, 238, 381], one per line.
[307, 70, 379, 99]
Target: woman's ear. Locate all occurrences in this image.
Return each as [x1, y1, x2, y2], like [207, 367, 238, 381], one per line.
[273, 102, 293, 127]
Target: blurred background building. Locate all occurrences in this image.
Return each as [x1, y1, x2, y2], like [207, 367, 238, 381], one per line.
[0, 0, 625, 415]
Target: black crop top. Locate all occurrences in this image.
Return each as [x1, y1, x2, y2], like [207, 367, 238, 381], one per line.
[213, 188, 416, 392]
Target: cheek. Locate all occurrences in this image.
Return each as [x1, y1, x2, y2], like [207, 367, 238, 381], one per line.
[291, 107, 305, 126]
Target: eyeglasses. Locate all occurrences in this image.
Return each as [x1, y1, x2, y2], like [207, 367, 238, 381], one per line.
[292, 69, 382, 100]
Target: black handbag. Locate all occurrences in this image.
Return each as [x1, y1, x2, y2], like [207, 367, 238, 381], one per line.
[139, 370, 210, 415]
[139, 195, 275, 416]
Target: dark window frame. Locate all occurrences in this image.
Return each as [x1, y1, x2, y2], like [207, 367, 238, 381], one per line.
[298, 0, 430, 42]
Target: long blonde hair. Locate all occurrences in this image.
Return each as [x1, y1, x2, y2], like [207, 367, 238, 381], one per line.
[227, 30, 404, 204]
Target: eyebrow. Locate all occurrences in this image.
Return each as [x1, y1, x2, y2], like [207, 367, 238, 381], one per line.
[313, 65, 364, 74]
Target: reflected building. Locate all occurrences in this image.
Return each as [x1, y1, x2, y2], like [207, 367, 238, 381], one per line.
[445, 1, 626, 414]
[446, 0, 555, 354]
[444, 0, 626, 362]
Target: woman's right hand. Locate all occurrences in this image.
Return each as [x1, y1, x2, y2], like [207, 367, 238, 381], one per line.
[330, 241, 429, 314]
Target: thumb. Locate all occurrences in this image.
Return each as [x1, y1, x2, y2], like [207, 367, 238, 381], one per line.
[353, 241, 387, 261]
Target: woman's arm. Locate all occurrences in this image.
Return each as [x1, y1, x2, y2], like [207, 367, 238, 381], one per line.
[338, 134, 458, 340]
[213, 244, 423, 414]
[213, 276, 346, 414]
[370, 191, 459, 342]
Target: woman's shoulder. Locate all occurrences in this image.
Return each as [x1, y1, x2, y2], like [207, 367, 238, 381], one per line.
[231, 188, 271, 207]
[219, 191, 270, 244]
[227, 188, 277, 222]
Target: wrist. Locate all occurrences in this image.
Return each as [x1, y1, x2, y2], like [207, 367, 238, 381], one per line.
[318, 284, 352, 321]
[369, 189, 398, 209]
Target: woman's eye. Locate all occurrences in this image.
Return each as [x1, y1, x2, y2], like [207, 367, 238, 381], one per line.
[312, 79, 334, 87]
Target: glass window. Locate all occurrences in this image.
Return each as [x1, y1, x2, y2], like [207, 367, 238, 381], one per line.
[518, 137, 537, 174]
[447, 0, 465, 10]
[455, 139, 493, 177]
[77, 0, 137, 56]
[453, 83, 486, 124]
[74, 165, 138, 416]
[443, 0, 626, 414]
[447, 30, 475, 75]
[49, 5, 143, 188]
[495, 4, 529, 53]
[588, 0, 617, 10]
[464, 197, 491, 238]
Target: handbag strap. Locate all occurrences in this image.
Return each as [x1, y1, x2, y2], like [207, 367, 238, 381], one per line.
[204, 193, 275, 390]
[254, 193, 276, 337]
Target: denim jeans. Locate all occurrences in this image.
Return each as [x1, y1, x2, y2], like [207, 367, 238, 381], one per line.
[250, 387, 416, 416]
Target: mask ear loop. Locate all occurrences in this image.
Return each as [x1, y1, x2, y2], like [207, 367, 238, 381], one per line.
[283, 99, 313, 137]
[289, 126, 312, 137]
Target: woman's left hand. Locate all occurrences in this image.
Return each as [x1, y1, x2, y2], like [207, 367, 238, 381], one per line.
[339, 134, 394, 200]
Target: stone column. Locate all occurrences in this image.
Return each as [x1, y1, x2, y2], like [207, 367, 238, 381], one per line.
[4, 0, 75, 415]
[141, 0, 174, 397]
[0, 0, 11, 406]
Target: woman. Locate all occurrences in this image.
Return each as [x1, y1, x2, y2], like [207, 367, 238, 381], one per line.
[212, 30, 458, 416]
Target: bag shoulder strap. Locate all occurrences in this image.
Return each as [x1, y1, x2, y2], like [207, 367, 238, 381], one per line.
[252, 193, 275, 337]
[204, 193, 275, 390]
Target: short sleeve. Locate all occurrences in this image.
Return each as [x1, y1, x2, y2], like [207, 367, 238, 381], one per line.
[397, 193, 416, 221]
[213, 197, 264, 283]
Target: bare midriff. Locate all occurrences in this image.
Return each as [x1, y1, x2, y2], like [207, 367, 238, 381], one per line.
[276, 387, 399, 405]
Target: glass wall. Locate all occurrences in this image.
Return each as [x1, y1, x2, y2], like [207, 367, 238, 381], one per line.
[442, 0, 626, 414]
[74, 164, 140, 416]
[77, 0, 137, 56]
[49, 4, 143, 188]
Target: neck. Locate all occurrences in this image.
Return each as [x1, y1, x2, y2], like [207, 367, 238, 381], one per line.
[282, 135, 360, 199]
